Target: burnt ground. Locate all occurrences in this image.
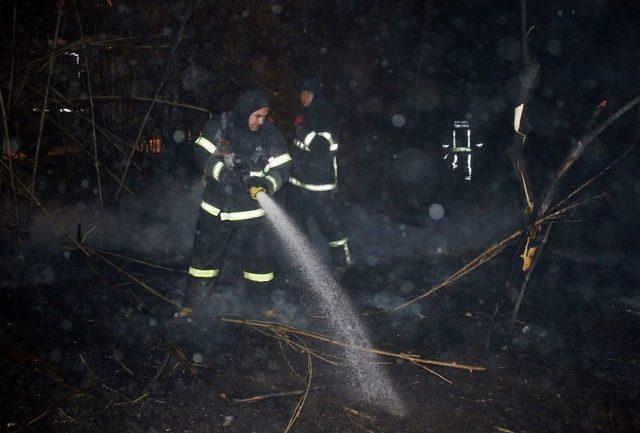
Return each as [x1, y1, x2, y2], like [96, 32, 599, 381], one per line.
[1, 176, 640, 433]
[3, 1, 640, 431]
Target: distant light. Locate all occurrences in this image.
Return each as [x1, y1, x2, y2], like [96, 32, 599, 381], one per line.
[272, 4, 282, 14]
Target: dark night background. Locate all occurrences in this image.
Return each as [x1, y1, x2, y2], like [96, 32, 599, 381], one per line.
[1, 1, 640, 432]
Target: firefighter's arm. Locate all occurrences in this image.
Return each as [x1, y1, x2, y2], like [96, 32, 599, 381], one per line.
[192, 118, 233, 183]
[260, 130, 292, 195]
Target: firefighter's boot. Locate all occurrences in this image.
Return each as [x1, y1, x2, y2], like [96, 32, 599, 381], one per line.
[244, 279, 276, 318]
[181, 275, 217, 315]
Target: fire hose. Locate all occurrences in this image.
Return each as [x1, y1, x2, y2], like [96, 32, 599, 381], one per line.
[226, 154, 265, 200]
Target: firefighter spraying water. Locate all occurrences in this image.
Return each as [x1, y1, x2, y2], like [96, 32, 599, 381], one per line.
[183, 89, 291, 313]
[178, 86, 403, 415]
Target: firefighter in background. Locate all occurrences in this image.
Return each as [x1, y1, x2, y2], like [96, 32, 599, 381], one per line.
[287, 78, 351, 276]
[187, 89, 292, 307]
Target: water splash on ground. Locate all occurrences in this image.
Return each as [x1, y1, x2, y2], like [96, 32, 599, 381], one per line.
[257, 192, 405, 416]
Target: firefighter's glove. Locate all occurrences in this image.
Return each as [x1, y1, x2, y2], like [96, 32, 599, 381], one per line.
[248, 176, 271, 199]
[308, 134, 332, 155]
[223, 153, 236, 169]
[232, 159, 251, 184]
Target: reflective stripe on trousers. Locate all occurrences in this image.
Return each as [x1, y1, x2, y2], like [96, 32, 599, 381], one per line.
[188, 267, 219, 278]
[289, 177, 336, 191]
[243, 271, 274, 282]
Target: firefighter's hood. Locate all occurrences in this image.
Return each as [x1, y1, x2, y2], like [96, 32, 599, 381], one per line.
[234, 89, 269, 127]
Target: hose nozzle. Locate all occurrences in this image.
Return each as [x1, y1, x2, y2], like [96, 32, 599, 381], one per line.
[249, 186, 265, 200]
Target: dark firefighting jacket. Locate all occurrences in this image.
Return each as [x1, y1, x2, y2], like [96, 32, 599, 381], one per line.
[193, 94, 291, 221]
[290, 95, 340, 190]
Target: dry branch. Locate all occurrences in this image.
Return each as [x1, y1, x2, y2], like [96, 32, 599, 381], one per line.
[220, 317, 485, 372]
[284, 335, 313, 433]
[0, 89, 21, 243]
[233, 387, 322, 404]
[395, 96, 639, 316]
[30, 5, 62, 206]
[73, 0, 102, 203]
[54, 95, 212, 116]
[44, 114, 133, 194]
[536, 96, 640, 219]
[115, 0, 202, 202]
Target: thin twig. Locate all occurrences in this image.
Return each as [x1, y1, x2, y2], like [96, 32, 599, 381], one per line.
[8, 1, 16, 114]
[73, 0, 103, 203]
[537, 96, 640, 218]
[115, 0, 203, 202]
[24, 410, 50, 428]
[551, 141, 637, 213]
[0, 89, 21, 243]
[393, 230, 522, 310]
[408, 359, 453, 384]
[79, 353, 94, 378]
[44, 114, 134, 194]
[234, 386, 322, 404]
[284, 335, 313, 433]
[30, 5, 62, 207]
[21, 81, 143, 172]
[86, 247, 187, 273]
[54, 95, 212, 116]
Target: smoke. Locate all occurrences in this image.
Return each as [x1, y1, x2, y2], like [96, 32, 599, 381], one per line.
[22, 172, 202, 263]
[346, 200, 520, 267]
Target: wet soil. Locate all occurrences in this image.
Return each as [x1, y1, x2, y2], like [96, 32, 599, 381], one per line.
[1, 238, 639, 433]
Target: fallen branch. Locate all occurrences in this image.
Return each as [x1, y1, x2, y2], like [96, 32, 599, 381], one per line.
[234, 387, 322, 404]
[220, 317, 485, 373]
[284, 335, 313, 433]
[393, 193, 605, 312]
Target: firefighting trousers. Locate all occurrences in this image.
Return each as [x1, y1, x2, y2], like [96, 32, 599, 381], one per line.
[188, 208, 275, 285]
[286, 185, 350, 266]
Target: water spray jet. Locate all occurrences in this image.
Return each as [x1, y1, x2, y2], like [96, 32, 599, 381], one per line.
[256, 192, 405, 416]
